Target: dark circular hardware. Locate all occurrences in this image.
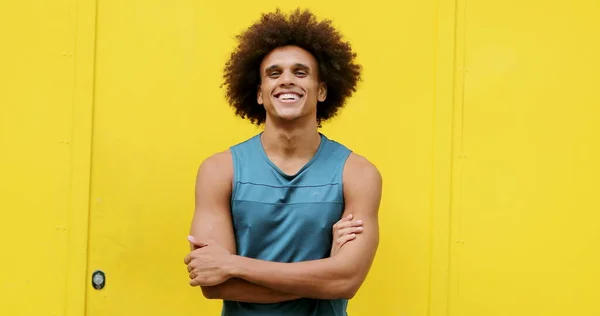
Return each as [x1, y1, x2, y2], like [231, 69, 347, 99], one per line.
[92, 270, 106, 290]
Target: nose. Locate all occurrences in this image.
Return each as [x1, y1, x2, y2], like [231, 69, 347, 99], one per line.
[279, 70, 295, 86]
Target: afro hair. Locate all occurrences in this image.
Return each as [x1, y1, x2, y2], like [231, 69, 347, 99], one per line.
[222, 8, 362, 126]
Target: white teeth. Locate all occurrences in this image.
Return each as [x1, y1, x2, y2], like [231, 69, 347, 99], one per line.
[279, 93, 299, 100]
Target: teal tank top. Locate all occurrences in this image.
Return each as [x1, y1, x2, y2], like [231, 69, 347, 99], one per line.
[223, 132, 351, 316]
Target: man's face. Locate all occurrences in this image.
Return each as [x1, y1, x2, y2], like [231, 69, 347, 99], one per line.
[257, 45, 327, 124]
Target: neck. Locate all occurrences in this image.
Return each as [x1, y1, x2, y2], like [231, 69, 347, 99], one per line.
[261, 116, 321, 159]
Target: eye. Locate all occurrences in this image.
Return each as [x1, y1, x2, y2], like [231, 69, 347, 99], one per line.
[295, 70, 307, 76]
[268, 71, 281, 78]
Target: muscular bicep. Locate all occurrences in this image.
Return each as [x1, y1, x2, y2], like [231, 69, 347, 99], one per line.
[336, 154, 382, 283]
[189, 151, 236, 254]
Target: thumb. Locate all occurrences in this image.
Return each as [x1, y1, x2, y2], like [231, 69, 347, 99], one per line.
[188, 235, 209, 248]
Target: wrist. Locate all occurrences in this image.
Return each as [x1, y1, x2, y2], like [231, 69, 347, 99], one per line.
[226, 254, 244, 279]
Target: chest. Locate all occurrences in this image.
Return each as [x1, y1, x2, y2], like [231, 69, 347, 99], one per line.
[230, 182, 345, 260]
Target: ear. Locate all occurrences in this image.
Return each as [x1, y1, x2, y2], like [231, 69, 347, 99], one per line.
[317, 82, 327, 102]
[257, 86, 264, 105]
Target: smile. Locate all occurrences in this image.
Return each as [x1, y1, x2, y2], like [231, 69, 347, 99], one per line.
[274, 92, 304, 103]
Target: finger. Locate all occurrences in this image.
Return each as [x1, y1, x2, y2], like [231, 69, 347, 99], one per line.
[187, 264, 193, 273]
[335, 219, 364, 231]
[337, 226, 364, 237]
[184, 254, 192, 265]
[188, 235, 209, 248]
[337, 233, 357, 245]
[333, 214, 353, 228]
[334, 220, 354, 231]
[352, 219, 363, 227]
[337, 214, 354, 225]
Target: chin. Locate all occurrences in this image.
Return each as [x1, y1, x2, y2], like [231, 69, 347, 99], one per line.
[269, 98, 308, 121]
[274, 109, 304, 121]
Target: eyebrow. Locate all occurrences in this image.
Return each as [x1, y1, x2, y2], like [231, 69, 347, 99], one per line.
[264, 63, 311, 74]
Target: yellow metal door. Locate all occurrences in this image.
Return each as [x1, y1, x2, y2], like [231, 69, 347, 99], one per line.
[6, 0, 599, 315]
[0, 1, 74, 313]
[450, 1, 600, 315]
[0, 0, 94, 315]
[85, 1, 443, 315]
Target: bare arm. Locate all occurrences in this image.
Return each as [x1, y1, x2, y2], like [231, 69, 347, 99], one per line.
[224, 154, 382, 299]
[189, 151, 300, 303]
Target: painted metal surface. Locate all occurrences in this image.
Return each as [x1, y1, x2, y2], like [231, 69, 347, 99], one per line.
[2, 1, 598, 316]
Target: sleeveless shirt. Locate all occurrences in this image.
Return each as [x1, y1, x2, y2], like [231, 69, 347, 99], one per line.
[222, 132, 351, 316]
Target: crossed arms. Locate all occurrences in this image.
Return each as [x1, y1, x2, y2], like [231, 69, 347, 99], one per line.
[184, 150, 382, 303]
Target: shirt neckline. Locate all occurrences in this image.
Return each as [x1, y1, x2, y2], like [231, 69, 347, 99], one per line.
[254, 132, 326, 180]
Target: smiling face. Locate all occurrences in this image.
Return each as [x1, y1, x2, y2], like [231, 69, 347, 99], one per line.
[257, 45, 327, 124]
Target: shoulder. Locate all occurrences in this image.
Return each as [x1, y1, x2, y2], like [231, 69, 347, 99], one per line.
[342, 153, 383, 217]
[196, 150, 233, 186]
[342, 153, 383, 194]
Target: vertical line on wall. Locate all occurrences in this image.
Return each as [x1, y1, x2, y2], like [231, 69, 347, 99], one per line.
[65, 0, 97, 315]
[428, 1, 440, 315]
[447, 0, 467, 315]
[428, 0, 459, 315]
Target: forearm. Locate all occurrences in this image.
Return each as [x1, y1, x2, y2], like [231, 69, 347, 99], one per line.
[201, 278, 300, 303]
[229, 255, 356, 300]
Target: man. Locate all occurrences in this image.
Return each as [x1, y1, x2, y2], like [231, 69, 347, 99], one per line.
[184, 8, 382, 316]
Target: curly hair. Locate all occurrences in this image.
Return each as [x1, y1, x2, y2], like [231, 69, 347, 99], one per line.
[222, 8, 362, 126]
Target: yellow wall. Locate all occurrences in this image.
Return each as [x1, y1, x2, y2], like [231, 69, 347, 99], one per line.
[1, 1, 598, 316]
[0, 0, 70, 313]
[450, 1, 600, 315]
[0, 1, 92, 315]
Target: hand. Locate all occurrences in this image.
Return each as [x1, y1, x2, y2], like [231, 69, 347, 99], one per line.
[184, 236, 234, 287]
[330, 214, 363, 257]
